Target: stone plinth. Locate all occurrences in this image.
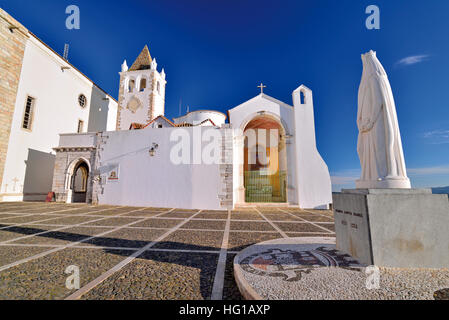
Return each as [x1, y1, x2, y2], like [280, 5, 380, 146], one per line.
[333, 189, 449, 268]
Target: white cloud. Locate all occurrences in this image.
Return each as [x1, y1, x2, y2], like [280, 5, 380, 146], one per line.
[330, 169, 359, 191]
[331, 176, 357, 185]
[395, 54, 430, 67]
[423, 130, 449, 144]
[408, 165, 449, 176]
[331, 165, 449, 191]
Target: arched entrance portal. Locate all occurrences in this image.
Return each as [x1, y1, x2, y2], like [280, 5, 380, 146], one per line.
[70, 161, 89, 203]
[244, 116, 287, 203]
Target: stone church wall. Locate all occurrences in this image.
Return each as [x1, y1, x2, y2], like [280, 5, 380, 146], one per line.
[0, 9, 28, 198]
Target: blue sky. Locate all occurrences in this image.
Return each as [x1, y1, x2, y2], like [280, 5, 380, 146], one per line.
[2, 0, 449, 190]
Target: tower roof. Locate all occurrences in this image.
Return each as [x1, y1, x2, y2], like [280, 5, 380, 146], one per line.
[129, 45, 152, 71]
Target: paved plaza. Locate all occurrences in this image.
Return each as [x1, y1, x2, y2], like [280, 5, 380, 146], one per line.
[0, 202, 335, 300]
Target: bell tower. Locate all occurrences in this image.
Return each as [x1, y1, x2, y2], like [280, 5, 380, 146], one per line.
[116, 45, 167, 130]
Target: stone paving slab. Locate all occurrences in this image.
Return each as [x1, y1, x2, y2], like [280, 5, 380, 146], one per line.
[262, 213, 300, 220]
[85, 210, 136, 217]
[0, 215, 65, 224]
[58, 226, 115, 237]
[235, 208, 261, 212]
[9, 207, 75, 214]
[137, 208, 169, 213]
[0, 248, 134, 300]
[46, 207, 105, 215]
[171, 209, 200, 213]
[231, 221, 276, 232]
[82, 252, 219, 300]
[255, 209, 286, 214]
[153, 230, 224, 251]
[0, 202, 40, 207]
[230, 213, 264, 221]
[4, 205, 75, 214]
[286, 233, 336, 238]
[316, 223, 335, 232]
[193, 213, 228, 220]
[0, 206, 41, 213]
[31, 216, 100, 226]
[133, 218, 182, 229]
[84, 217, 141, 227]
[181, 220, 227, 230]
[9, 225, 111, 246]
[160, 212, 196, 218]
[0, 246, 54, 267]
[0, 214, 21, 219]
[299, 215, 335, 222]
[0, 225, 46, 242]
[121, 211, 162, 217]
[228, 232, 283, 252]
[274, 222, 328, 233]
[84, 228, 168, 248]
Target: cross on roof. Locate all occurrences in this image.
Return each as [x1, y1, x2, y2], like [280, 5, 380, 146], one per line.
[258, 83, 266, 94]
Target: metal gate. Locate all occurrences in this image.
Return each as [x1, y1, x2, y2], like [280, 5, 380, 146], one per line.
[244, 171, 286, 203]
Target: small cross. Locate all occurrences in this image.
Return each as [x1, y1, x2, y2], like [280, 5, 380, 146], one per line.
[12, 177, 19, 192]
[258, 83, 266, 94]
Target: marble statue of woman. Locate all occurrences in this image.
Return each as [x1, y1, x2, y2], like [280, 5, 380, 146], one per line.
[356, 50, 411, 189]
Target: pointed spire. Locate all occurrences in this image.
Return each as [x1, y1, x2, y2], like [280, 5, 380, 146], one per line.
[121, 60, 128, 72]
[129, 45, 152, 71]
[161, 68, 166, 80]
[151, 58, 158, 71]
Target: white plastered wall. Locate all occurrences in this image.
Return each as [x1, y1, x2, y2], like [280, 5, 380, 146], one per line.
[292, 85, 332, 209]
[0, 35, 117, 201]
[96, 127, 224, 210]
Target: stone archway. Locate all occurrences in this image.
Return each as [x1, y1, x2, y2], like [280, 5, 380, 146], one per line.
[241, 115, 288, 203]
[71, 161, 89, 203]
[66, 158, 91, 204]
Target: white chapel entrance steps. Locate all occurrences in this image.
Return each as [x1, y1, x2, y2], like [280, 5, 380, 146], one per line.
[236, 203, 289, 208]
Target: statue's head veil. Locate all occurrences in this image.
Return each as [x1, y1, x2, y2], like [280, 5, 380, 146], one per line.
[361, 50, 387, 77]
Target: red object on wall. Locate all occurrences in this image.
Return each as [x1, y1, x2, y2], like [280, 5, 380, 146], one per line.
[46, 192, 55, 203]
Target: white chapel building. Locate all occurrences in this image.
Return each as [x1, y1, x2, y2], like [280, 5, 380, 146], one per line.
[50, 45, 332, 210]
[0, 9, 117, 202]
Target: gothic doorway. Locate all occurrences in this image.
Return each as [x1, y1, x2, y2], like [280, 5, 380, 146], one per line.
[71, 161, 89, 203]
[243, 116, 287, 203]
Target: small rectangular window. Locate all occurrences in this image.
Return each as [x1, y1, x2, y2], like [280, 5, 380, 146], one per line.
[22, 96, 35, 130]
[77, 120, 84, 133]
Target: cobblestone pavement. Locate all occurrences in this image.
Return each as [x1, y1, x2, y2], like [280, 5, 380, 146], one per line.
[0, 202, 335, 300]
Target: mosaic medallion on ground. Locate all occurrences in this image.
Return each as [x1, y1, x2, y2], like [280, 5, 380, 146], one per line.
[237, 238, 362, 283]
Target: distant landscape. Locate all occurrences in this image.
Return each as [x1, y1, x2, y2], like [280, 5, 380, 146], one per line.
[432, 186, 449, 195]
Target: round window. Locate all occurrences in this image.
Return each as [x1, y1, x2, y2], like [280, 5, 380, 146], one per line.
[78, 94, 87, 108]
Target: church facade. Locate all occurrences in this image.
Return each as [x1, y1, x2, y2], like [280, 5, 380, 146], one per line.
[51, 46, 332, 210]
[0, 9, 117, 202]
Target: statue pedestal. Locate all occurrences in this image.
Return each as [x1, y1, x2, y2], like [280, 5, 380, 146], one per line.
[355, 177, 411, 189]
[333, 189, 449, 268]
